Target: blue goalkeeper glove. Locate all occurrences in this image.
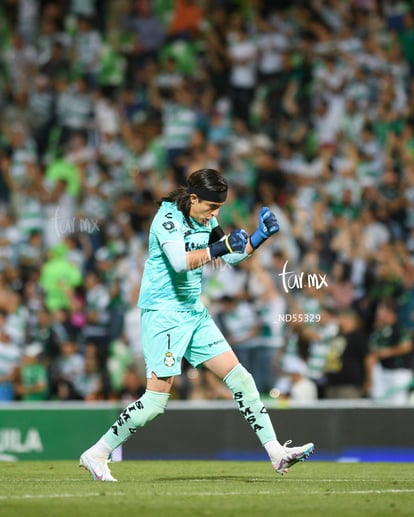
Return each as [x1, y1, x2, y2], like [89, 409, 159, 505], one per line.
[209, 229, 248, 259]
[249, 207, 280, 250]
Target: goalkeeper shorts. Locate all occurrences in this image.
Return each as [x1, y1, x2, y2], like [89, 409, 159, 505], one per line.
[141, 306, 231, 378]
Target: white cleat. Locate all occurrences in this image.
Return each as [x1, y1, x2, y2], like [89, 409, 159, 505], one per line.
[272, 440, 315, 475]
[79, 451, 118, 482]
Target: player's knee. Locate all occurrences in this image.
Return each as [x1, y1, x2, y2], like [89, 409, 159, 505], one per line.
[224, 363, 260, 402]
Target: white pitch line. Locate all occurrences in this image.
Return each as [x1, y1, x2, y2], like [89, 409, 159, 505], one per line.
[157, 477, 414, 484]
[285, 479, 414, 484]
[0, 492, 126, 501]
[330, 489, 414, 495]
[0, 478, 92, 483]
[2, 488, 414, 501]
[161, 489, 414, 497]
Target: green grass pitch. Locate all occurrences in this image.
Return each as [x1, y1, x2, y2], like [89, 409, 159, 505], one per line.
[1, 460, 413, 516]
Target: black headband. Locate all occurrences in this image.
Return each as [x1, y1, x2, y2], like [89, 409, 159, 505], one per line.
[187, 187, 227, 203]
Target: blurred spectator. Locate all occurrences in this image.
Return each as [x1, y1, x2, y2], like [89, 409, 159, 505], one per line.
[254, 10, 288, 85]
[82, 270, 111, 366]
[50, 337, 85, 400]
[168, 0, 204, 42]
[203, 6, 230, 98]
[70, 15, 103, 88]
[367, 299, 413, 403]
[0, 314, 21, 402]
[39, 243, 82, 311]
[40, 40, 71, 80]
[28, 307, 61, 362]
[324, 310, 370, 399]
[227, 17, 258, 127]
[399, 10, 414, 77]
[0, 211, 21, 266]
[4, 291, 29, 346]
[3, 30, 37, 94]
[27, 74, 55, 159]
[121, 0, 166, 84]
[75, 342, 110, 401]
[326, 260, 356, 311]
[118, 362, 146, 404]
[37, 16, 70, 68]
[54, 74, 94, 146]
[44, 152, 81, 198]
[149, 80, 200, 184]
[43, 177, 77, 249]
[107, 336, 133, 396]
[14, 342, 48, 401]
[276, 355, 318, 402]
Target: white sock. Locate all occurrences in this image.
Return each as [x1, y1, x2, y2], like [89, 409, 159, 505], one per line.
[264, 439, 285, 462]
[88, 438, 112, 458]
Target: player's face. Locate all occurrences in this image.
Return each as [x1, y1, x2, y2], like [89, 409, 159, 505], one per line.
[190, 196, 225, 225]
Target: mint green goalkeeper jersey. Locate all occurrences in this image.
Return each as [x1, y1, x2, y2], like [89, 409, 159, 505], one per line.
[138, 201, 218, 311]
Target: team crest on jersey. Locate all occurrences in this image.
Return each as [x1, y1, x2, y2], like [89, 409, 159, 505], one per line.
[164, 351, 176, 367]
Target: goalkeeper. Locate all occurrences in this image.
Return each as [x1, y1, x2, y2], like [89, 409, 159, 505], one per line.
[80, 168, 314, 481]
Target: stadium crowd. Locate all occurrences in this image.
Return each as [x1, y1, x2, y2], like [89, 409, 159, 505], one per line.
[1, 0, 414, 404]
